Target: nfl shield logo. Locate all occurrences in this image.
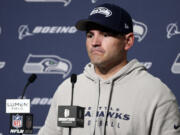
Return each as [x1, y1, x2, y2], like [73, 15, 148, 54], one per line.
[12, 114, 23, 128]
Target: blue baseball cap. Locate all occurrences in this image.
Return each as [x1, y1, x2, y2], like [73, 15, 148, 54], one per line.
[75, 3, 133, 35]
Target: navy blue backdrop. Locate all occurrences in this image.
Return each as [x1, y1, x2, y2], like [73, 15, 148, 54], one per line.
[0, 0, 180, 134]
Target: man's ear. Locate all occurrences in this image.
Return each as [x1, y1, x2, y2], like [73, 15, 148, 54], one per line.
[124, 33, 134, 51]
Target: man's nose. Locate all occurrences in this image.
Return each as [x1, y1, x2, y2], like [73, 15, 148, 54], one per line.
[92, 34, 102, 47]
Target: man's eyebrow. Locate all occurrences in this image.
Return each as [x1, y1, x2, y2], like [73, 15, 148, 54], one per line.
[86, 31, 93, 34]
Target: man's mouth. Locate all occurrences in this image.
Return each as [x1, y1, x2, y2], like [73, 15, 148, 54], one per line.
[90, 48, 105, 54]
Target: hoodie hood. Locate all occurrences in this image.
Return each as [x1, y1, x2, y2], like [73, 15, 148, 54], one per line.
[83, 59, 146, 83]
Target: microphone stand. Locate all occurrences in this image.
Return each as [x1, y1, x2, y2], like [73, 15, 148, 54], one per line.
[19, 74, 37, 135]
[20, 82, 30, 135]
[69, 81, 75, 135]
[21, 82, 30, 99]
[69, 74, 76, 135]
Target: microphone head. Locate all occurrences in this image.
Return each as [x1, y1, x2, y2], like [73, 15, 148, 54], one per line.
[71, 74, 77, 84]
[28, 74, 37, 83]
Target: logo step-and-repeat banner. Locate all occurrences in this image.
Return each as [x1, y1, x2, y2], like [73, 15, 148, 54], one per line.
[0, 0, 179, 134]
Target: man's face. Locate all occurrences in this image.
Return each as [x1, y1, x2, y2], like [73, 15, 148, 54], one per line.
[86, 29, 127, 68]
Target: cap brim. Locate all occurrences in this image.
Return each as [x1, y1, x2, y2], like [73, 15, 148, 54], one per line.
[75, 19, 97, 31]
[75, 19, 117, 32]
[76, 19, 124, 35]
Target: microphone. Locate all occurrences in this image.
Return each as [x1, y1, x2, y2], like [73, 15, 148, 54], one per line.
[58, 74, 85, 129]
[6, 74, 37, 134]
[71, 73, 77, 84]
[70, 74, 77, 106]
[21, 74, 37, 99]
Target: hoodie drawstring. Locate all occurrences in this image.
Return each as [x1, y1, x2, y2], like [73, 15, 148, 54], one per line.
[92, 79, 101, 135]
[104, 80, 115, 135]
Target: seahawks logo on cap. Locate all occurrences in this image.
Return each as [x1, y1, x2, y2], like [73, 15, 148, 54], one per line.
[90, 7, 112, 17]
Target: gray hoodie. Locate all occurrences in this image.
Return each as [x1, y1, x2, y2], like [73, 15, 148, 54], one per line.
[38, 59, 180, 135]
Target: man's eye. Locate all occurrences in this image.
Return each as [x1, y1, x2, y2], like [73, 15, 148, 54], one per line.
[86, 33, 93, 38]
[103, 32, 110, 37]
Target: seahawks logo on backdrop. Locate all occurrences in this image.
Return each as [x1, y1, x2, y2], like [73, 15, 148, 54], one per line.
[23, 54, 72, 78]
[90, 7, 112, 17]
[133, 19, 148, 42]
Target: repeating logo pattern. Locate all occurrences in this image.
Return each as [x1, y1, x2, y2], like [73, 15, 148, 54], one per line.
[23, 54, 72, 78]
[18, 21, 148, 41]
[167, 23, 180, 39]
[133, 19, 148, 42]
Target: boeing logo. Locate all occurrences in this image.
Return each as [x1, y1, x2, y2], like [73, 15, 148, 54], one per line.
[18, 25, 33, 40]
[133, 19, 148, 42]
[23, 54, 72, 78]
[0, 62, 6, 69]
[167, 23, 180, 39]
[18, 25, 77, 40]
[31, 97, 52, 106]
[25, 0, 98, 6]
[171, 53, 180, 74]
